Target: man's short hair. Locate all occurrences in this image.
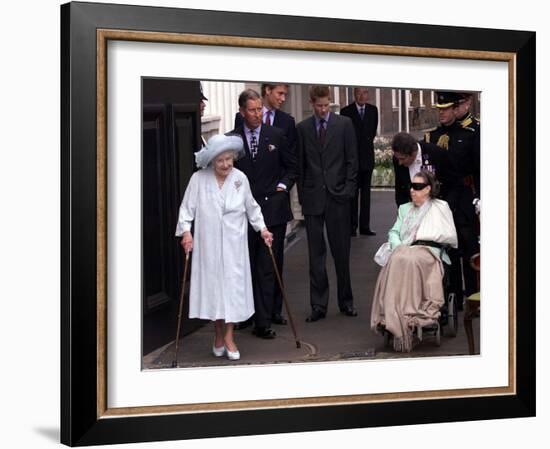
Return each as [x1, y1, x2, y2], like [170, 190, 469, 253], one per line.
[309, 85, 331, 102]
[392, 132, 418, 156]
[238, 89, 261, 108]
[261, 83, 289, 97]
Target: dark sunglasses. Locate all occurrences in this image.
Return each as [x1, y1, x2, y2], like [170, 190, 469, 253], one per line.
[410, 182, 429, 191]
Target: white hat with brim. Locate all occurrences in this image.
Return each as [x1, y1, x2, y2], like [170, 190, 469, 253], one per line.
[194, 134, 245, 169]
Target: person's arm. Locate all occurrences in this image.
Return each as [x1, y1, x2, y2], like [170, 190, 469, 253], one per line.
[295, 124, 305, 205]
[472, 126, 481, 198]
[343, 117, 358, 197]
[243, 176, 273, 246]
[286, 115, 297, 155]
[277, 133, 298, 192]
[392, 158, 410, 207]
[436, 146, 461, 212]
[388, 205, 406, 249]
[175, 173, 199, 253]
[243, 176, 266, 232]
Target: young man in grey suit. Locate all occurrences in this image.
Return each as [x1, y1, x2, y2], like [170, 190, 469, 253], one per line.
[296, 85, 359, 322]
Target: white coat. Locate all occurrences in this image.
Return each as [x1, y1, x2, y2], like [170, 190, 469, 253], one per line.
[175, 167, 266, 323]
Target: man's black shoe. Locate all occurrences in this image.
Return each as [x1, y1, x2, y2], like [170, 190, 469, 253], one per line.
[305, 309, 326, 322]
[252, 327, 276, 339]
[235, 317, 253, 330]
[271, 314, 288, 325]
[340, 306, 358, 317]
[359, 229, 376, 236]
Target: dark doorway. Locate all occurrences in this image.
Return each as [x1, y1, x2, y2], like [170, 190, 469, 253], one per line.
[142, 78, 202, 356]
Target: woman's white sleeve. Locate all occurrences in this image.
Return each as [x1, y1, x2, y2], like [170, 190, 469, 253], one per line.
[175, 174, 198, 236]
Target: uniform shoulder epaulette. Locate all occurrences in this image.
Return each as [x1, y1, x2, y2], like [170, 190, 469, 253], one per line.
[459, 116, 472, 127]
[459, 115, 480, 130]
[463, 126, 476, 132]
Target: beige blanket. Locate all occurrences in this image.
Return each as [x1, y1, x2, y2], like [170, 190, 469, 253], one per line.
[370, 245, 444, 352]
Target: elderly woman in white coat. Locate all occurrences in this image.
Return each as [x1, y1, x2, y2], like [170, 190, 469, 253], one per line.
[175, 134, 273, 361]
[371, 170, 458, 352]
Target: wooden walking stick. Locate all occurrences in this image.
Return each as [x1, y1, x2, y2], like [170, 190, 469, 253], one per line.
[268, 246, 301, 348]
[172, 251, 190, 368]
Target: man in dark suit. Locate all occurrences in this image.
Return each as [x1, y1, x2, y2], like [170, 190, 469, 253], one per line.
[392, 132, 460, 209]
[340, 87, 378, 236]
[232, 89, 297, 339]
[296, 85, 358, 322]
[234, 84, 296, 326]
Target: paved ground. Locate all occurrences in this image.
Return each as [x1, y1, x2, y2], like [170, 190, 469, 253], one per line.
[144, 190, 480, 369]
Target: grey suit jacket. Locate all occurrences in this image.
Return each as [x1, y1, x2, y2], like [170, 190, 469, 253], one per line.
[296, 113, 358, 215]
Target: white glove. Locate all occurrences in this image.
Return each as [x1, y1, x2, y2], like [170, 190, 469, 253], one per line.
[473, 198, 481, 215]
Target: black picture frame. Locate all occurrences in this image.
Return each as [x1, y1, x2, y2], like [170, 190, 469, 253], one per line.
[61, 1, 535, 446]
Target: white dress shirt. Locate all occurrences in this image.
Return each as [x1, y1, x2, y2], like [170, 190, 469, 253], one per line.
[408, 143, 423, 180]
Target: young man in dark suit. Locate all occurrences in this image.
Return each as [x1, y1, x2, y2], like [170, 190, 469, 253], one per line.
[296, 85, 358, 322]
[232, 89, 297, 339]
[340, 87, 378, 236]
[235, 84, 297, 326]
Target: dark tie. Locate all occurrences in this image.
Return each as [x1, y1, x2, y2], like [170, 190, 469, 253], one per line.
[250, 131, 258, 160]
[264, 110, 271, 126]
[359, 106, 365, 120]
[318, 118, 326, 146]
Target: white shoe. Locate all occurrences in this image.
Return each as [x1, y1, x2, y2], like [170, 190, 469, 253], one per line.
[225, 346, 240, 361]
[212, 345, 226, 357]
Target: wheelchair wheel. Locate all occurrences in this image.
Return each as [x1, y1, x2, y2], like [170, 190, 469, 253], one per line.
[446, 293, 458, 337]
[435, 324, 441, 346]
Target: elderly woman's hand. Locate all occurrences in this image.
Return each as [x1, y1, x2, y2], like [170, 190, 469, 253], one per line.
[181, 231, 193, 254]
[260, 228, 273, 248]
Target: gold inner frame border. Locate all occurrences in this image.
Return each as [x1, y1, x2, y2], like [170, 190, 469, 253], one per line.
[95, 28, 516, 419]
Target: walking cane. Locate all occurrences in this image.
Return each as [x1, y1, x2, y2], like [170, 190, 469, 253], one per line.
[268, 246, 301, 349]
[172, 251, 190, 368]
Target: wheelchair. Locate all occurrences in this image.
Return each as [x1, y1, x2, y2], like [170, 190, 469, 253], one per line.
[382, 242, 458, 349]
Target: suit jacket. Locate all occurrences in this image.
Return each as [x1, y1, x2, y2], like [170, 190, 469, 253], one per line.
[296, 113, 358, 215]
[234, 109, 297, 152]
[393, 141, 461, 211]
[339, 102, 378, 171]
[232, 125, 297, 227]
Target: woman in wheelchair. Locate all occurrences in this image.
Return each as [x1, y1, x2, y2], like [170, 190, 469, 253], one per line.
[371, 171, 458, 352]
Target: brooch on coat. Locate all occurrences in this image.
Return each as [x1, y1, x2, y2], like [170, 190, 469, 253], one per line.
[234, 179, 242, 191]
[268, 144, 277, 152]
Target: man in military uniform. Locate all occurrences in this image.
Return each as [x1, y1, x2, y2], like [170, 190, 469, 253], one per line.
[424, 91, 480, 309]
[456, 92, 480, 200]
[456, 92, 479, 128]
